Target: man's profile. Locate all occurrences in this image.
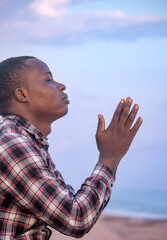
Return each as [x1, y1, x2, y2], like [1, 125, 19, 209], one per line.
[0, 56, 143, 239]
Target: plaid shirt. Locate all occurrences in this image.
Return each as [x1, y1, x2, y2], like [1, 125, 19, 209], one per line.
[0, 115, 114, 239]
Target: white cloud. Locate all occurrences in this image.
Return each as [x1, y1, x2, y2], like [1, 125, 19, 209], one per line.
[29, 0, 69, 17]
[0, 0, 166, 44]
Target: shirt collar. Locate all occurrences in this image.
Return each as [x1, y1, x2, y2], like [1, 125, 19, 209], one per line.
[2, 114, 49, 147]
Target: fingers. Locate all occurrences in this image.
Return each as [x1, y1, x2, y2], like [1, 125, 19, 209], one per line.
[108, 97, 142, 132]
[96, 114, 105, 134]
[118, 97, 133, 127]
[108, 99, 125, 128]
[125, 104, 139, 130]
[130, 117, 143, 138]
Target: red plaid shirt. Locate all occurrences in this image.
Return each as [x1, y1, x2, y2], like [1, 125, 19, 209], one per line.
[0, 115, 114, 239]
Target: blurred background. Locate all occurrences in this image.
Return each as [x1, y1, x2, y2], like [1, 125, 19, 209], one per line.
[0, 0, 167, 219]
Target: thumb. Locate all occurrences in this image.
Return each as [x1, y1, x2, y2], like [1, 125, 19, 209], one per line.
[96, 114, 105, 134]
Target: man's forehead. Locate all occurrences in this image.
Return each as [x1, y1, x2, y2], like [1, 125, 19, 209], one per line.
[25, 58, 50, 73]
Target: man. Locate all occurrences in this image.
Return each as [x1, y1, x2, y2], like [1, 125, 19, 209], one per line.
[0, 56, 143, 239]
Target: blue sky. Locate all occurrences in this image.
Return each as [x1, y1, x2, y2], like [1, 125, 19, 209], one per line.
[0, 0, 167, 192]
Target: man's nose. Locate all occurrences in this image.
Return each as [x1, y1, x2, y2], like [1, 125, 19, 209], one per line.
[57, 82, 66, 91]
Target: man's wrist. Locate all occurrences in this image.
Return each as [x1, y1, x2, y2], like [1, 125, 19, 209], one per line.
[98, 155, 120, 178]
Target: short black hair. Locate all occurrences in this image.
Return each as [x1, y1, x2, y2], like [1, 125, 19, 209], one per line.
[0, 56, 37, 114]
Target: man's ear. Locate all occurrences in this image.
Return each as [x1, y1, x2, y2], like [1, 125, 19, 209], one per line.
[14, 88, 29, 102]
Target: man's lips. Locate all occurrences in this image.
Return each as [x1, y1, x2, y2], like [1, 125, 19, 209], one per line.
[62, 94, 70, 104]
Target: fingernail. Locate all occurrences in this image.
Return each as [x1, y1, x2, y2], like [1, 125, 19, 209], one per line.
[139, 118, 143, 123]
[135, 104, 139, 110]
[128, 98, 132, 103]
[120, 99, 125, 104]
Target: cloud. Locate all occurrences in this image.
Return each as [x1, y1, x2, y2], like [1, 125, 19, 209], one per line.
[29, 0, 69, 16]
[0, 0, 167, 44]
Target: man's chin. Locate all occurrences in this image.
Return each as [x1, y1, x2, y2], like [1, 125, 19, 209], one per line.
[53, 108, 69, 122]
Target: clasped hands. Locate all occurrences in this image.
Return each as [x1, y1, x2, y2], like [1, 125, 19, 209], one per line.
[96, 97, 143, 175]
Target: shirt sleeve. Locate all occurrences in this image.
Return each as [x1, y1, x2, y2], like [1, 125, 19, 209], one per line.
[0, 135, 114, 238]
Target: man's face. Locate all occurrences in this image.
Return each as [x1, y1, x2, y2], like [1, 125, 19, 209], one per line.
[25, 58, 69, 122]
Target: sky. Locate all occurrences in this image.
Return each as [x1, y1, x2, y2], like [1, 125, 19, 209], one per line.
[0, 0, 167, 192]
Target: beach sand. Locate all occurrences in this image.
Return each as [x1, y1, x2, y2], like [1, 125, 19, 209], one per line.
[49, 214, 167, 240]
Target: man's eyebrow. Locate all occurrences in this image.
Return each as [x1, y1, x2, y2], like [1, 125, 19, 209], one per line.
[44, 71, 53, 77]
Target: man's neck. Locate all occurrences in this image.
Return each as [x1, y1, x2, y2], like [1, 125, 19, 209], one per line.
[8, 104, 52, 138]
[26, 116, 51, 138]
[8, 111, 51, 138]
